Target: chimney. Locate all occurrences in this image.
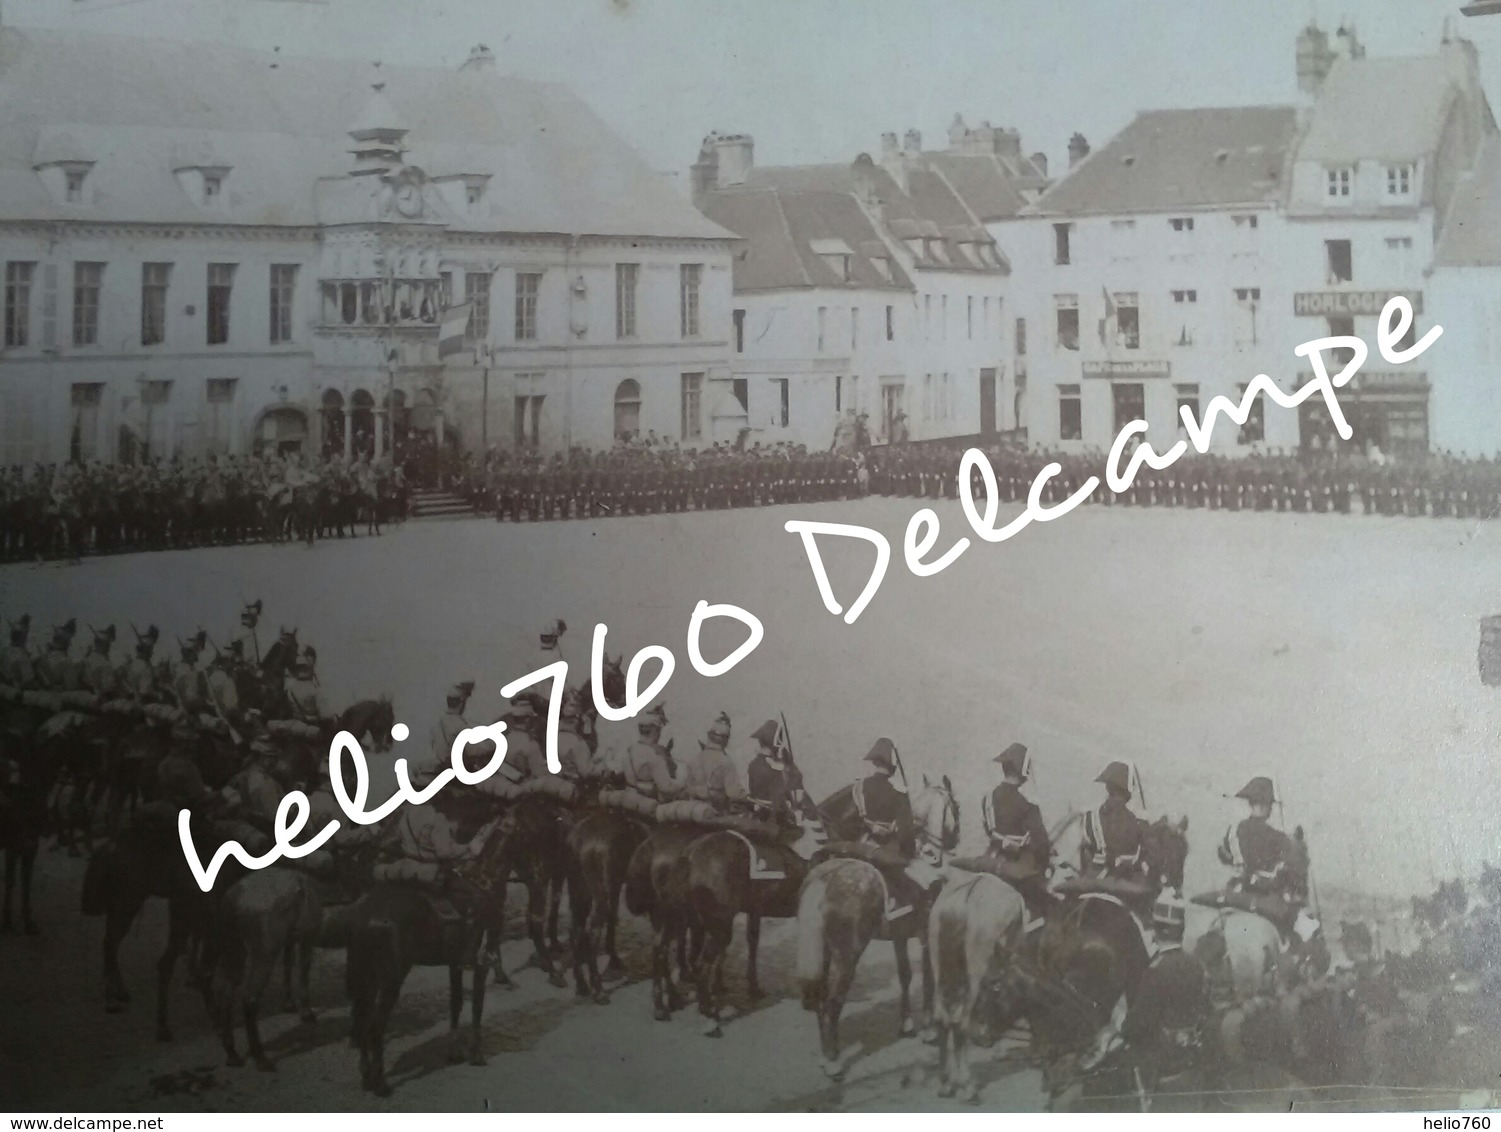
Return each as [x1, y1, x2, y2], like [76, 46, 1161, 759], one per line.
[948, 113, 968, 148]
[903, 128, 922, 155]
[1067, 132, 1090, 169]
[689, 134, 719, 209]
[881, 131, 900, 161]
[1296, 22, 1336, 96]
[461, 44, 496, 72]
[713, 133, 754, 188]
[1031, 151, 1048, 178]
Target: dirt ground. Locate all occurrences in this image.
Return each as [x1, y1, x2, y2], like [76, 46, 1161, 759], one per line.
[4, 495, 1501, 1110]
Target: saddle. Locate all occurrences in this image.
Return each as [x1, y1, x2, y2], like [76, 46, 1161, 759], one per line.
[1191, 888, 1301, 937]
[814, 840, 926, 922]
[950, 854, 1052, 925]
[596, 788, 659, 818]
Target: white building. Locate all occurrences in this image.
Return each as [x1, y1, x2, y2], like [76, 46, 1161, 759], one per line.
[0, 29, 736, 466]
[692, 128, 1015, 449]
[1283, 28, 1494, 457]
[1001, 24, 1497, 459]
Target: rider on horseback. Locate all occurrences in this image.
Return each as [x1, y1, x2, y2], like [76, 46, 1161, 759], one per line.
[682, 712, 746, 813]
[1080, 761, 1148, 884]
[118, 625, 161, 703]
[497, 698, 545, 783]
[1216, 776, 1311, 937]
[556, 691, 600, 783]
[984, 742, 1051, 919]
[35, 620, 78, 691]
[0, 614, 34, 688]
[170, 632, 207, 713]
[284, 657, 325, 726]
[746, 718, 804, 827]
[620, 703, 679, 800]
[853, 738, 943, 917]
[81, 625, 118, 697]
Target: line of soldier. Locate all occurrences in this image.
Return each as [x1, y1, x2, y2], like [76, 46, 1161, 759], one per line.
[0, 453, 410, 563]
[467, 443, 868, 522]
[869, 441, 1501, 518]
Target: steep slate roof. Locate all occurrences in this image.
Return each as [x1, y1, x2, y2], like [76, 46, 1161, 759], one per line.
[1297, 55, 1457, 164]
[1434, 133, 1501, 267]
[0, 26, 732, 240]
[698, 184, 912, 293]
[723, 157, 1006, 283]
[923, 152, 1035, 222]
[1027, 106, 1299, 216]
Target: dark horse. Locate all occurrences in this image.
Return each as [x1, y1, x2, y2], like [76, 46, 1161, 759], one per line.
[1, 726, 62, 934]
[82, 809, 237, 1036]
[620, 820, 703, 1016]
[1003, 815, 1190, 1105]
[344, 821, 512, 1097]
[794, 776, 961, 1079]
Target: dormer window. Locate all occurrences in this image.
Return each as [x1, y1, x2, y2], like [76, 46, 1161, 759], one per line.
[203, 172, 223, 200]
[1326, 166, 1353, 202]
[466, 184, 482, 206]
[1386, 163, 1415, 200]
[174, 165, 231, 208]
[65, 168, 87, 203]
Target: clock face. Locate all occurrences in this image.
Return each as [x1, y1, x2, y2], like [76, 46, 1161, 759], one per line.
[394, 182, 422, 218]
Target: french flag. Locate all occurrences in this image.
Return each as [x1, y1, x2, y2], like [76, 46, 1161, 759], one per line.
[438, 300, 473, 359]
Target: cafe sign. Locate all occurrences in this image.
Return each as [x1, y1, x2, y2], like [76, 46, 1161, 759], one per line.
[1081, 359, 1170, 379]
[1293, 290, 1424, 317]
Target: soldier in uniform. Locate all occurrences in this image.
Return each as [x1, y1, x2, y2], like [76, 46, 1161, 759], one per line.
[745, 718, 801, 826]
[426, 681, 476, 779]
[81, 625, 119, 697]
[36, 619, 79, 691]
[0, 614, 34, 688]
[556, 691, 600, 783]
[620, 703, 679, 799]
[204, 642, 241, 723]
[1217, 776, 1308, 928]
[284, 657, 325, 726]
[498, 698, 546, 783]
[1080, 760, 1146, 883]
[169, 632, 207, 713]
[984, 742, 1051, 919]
[117, 625, 162, 703]
[853, 738, 915, 857]
[681, 711, 745, 813]
[234, 600, 264, 665]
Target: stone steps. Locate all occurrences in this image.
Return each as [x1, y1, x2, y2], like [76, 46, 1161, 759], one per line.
[409, 489, 479, 519]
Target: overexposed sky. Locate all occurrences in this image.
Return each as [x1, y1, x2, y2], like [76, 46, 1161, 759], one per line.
[13, 0, 1500, 176]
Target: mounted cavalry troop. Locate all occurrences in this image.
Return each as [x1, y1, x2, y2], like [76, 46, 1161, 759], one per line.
[0, 604, 1495, 1107]
[0, 452, 405, 562]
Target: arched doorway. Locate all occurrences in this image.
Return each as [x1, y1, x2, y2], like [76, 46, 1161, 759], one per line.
[351, 389, 375, 458]
[256, 407, 310, 457]
[614, 378, 641, 443]
[321, 389, 346, 458]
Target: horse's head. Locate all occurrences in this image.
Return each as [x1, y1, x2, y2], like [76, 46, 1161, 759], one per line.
[597, 654, 626, 712]
[1142, 814, 1189, 894]
[367, 696, 396, 752]
[914, 773, 960, 864]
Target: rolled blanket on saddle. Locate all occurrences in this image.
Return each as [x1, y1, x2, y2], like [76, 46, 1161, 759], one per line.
[373, 859, 443, 886]
[37, 710, 93, 741]
[597, 788, 659, 818]
[19, 689, 68, 712]
[514, 776, 577, 804]
[99, 699, 143, 718]
[1192, 888, 1300, 931]
[0, 684, 24, 706]
[141, 703, 184, 725]
[949, 855, 1044, 887]
[1054, 873, 1159, 902]
[59, 691, 100, 711]
[655, 799, 718, 824]
[267, 718, 320, 740]
[812, 839, 908, 872]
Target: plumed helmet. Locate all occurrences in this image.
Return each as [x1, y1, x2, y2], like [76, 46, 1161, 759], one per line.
[8, 613, 30, 644]
[447, 681, 475, 705]
[1095, 760, 1132, 796]
[91, 624, 116, 651]
[1235, 776, 1277, 807]
[864, 737, 898, 771]
[707, 711, 732, 743]
[539, 619, 567, 648]
[636, 702, 667, 730]
[240, 599, 262, 626]
[53, 617, 77, 646]
[994, 742, 1030, 779]
[134, 624, 159, 656]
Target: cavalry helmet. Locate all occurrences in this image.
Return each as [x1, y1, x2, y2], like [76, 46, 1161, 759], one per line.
[706, 711, 732, 744]
[539, 619, 567, 649]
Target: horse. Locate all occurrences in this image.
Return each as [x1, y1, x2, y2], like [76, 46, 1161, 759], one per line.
[569, 805, 652, 1002]
[480, 792, 573, 990]
[927, 808, 1086, 1104]
[0, 737, 59, 935]
[200, 867, 324, 1070]
[620, 820, 704, 1016]
[343, 822, 512, 1097]
[794, 775, 960, 1079]
[81, 810, 236, 1037]
[335, 697, 396, 754]
[688, 812, 829, 1036]
[1010, 815, 1190, 1103]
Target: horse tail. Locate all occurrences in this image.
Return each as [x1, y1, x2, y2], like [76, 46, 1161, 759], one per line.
[80, 845, 113, 916]
[623, 837, 653, 917]
[795, 869, 829, 1010]
[930, 881, 971, 1027]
